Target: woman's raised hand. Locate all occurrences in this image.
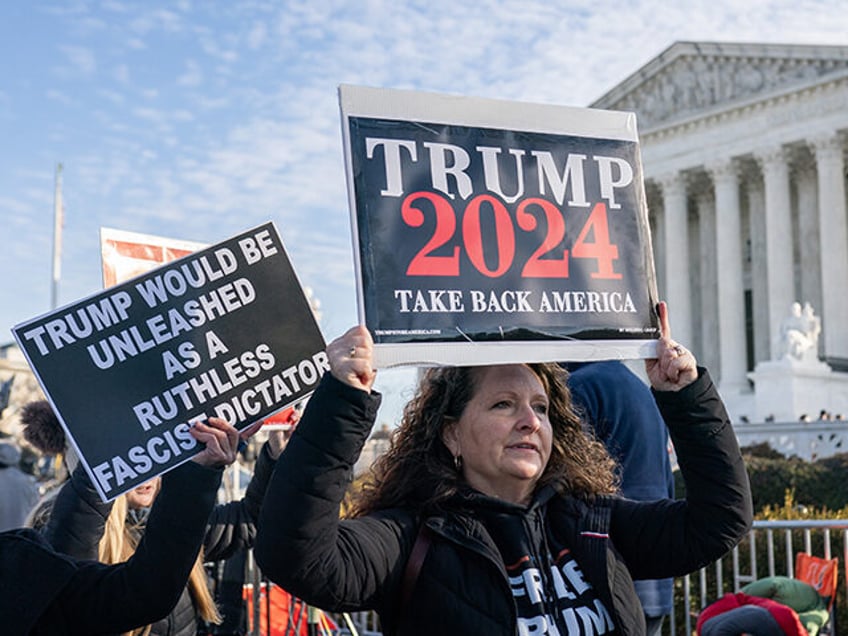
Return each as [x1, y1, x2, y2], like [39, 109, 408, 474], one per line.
[327, 325, 376, 393]
[645, 301, 698, 392]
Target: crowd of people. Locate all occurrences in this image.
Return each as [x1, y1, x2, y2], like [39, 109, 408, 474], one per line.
[799, 410, 845, 422]
[0, 303, 755, 634]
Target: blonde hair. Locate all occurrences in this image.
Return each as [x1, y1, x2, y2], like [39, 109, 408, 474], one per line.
[99, 493, 222, 635]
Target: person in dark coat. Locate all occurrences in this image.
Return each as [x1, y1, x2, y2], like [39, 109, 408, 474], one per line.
[0, 440, 39, 531]
[45, 420, 287, 636]
[0, 417, 240, 636]
[255, 303, 753, 635]
[566, 360, 675, 635]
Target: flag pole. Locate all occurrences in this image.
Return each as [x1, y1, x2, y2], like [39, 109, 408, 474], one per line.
[51, 162, 64, 310]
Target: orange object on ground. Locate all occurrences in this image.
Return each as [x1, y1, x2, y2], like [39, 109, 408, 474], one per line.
[242, 583, 336, 635]
[795, 553, 838, 610]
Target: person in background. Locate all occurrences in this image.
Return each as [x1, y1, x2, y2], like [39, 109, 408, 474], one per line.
[1, 417, 239, 635]
[210, 404, 303, 636]
[255, 303, 753, 634]
[46, 416, 288, 636]
[0, 436, 39, 531]
[566, 360, 675, 635]
[19, 399, 75, 532]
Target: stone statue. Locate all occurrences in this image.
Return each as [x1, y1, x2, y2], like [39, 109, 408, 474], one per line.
[779, 301, 821, 364]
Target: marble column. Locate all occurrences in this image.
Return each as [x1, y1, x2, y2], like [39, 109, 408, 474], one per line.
[658, 172, 692, 345]
[811, 134, 848, 360]
[747, 184, 770, 364]
[696, 191, 718, 372]
[757, 146, 795, 358]
[794, 166, 822, 328]
[709, 159, 748, 391]
[648, 205, 665, 303]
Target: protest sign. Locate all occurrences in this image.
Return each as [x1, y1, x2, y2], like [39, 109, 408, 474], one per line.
[101, 227, 304, 430]
[13, 222, 326, 501]
[100, 226, 207, 288]
[339, 85, 660, 368]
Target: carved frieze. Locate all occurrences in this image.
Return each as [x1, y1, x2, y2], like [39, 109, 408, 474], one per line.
[593, 43, 848, 130]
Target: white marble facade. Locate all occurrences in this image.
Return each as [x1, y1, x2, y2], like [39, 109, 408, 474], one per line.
[591, 42, 848, 422]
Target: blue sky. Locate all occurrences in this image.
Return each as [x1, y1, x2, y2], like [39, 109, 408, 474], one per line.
[2, 0, 848, 425]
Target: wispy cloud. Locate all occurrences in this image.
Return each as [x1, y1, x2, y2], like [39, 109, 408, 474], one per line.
[45, 89, 76, 106]
[129, 8, 186, 36]
[114, 63, 130, 84]
[177, 59, 203, 87]
[58, 44, 97, 76]
[96, 88, 126, 106]
[246, 22, 267, 50]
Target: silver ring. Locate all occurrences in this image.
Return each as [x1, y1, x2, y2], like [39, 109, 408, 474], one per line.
[349, 346, 357, 358]
[673, 345, 685, 355]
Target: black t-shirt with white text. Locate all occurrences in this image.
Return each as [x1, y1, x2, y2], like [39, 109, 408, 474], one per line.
[475, 493, 617, 636]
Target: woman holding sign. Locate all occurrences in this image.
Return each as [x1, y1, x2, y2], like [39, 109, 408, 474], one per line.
[255, 303, 752, 635]
[2, 417, 240, 635]
[45, 417, 291, 636]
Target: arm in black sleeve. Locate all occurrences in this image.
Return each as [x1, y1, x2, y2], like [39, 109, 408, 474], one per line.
[55, 461, 223, 633]
[202, 440, 278, 561]
[610, 368, 753, 578]
[658, 370, 753, 563]
[254, 373, 412, 612]
[44, 463, 114, 559]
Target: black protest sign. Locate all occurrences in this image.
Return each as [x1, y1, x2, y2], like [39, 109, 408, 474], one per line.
[13, 223, 326, 501]
[339, 85, 659, 367]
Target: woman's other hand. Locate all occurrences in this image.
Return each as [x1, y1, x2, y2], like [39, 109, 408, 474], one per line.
[645, 301, 698, 392]
[327, 325, 377, 393]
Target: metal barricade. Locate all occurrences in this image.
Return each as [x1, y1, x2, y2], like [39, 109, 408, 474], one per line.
[227, 449, 847, 636]
[672, 519, 848, 635]
[239, 520, 848, 634]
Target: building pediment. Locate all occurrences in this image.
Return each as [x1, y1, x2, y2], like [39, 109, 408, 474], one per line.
[591, 41, 848, 130]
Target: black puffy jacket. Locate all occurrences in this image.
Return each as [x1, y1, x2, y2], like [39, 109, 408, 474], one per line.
[46, 443, 278, 636]
[255, 370, 753, 635]
[3, 461, 221, 636]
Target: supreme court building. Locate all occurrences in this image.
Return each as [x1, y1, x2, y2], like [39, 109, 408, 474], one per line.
[591, 41, 848, 420]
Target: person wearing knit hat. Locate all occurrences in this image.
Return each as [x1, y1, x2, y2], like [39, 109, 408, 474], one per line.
[20, 400, 67, 457]
[18, 400, 75, 531]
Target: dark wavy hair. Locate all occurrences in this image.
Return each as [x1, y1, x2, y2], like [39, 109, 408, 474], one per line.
[348, 362, 617, 517]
